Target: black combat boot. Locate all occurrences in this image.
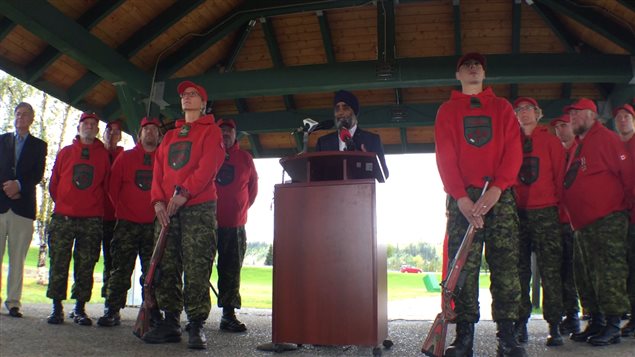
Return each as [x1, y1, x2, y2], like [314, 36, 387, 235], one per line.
[186, 320, 207, 349]
[546, 323, 563, 346]
[444, 321, 474, 357]
[514, 320, 528, 343]
[620, 307, 635, 337]
[142, 311, 182, 344]
[69, 300, 92, 326]
[97, 307, 121, 327]
[220, 307, 247, 332]
[496, 320, 528, 357]
[571, 313, 605, 342]
[150, 308, 164, 328]
[47, 299, 64, 324]
[559, 311, 580, 335]
[587, 315, 621, 346]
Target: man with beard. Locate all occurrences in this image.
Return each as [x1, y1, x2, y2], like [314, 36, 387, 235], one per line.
[98, 117, 162, 327]
[46, 112, 110, 326]
[434, 53, 526, 357]
[315, 90, 389, 179]
[562, 98, 633, 346]
[612, 103, 635, 337]
[214, 118, 258, 333]
[550, 114, 582, 336]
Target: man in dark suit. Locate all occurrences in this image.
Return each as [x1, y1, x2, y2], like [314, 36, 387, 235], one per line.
[0, 102, 47, 318]
[315, 90, 389, 179]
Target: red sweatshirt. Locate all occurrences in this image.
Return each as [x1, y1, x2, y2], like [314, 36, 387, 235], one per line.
[562, 121, 633, 230]
[435, 87, 522, 198]
[626, 136, 635, 223]
[49, 137, 110, 217]
[216, 142, 258, 227]
[109, 143, 156, 224]
[514, 126, 566, 209]
[103, 146, 123, 221]
[151, 115, 224, 206]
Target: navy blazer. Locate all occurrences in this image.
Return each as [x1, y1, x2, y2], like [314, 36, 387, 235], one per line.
[315, 127, 389, 179]
[0, 132, 47, 220]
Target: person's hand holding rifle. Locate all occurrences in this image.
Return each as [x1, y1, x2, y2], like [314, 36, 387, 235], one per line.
[421, 177, 491, 357]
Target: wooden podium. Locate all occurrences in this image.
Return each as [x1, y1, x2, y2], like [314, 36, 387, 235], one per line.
[272, 151, 387, 348]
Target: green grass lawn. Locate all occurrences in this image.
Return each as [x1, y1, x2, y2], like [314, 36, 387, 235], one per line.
[3, 247, 492, 309]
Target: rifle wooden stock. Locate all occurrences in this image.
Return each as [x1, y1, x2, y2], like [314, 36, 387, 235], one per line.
[421, 180, 490, 356]
[133, 224, 169, 339]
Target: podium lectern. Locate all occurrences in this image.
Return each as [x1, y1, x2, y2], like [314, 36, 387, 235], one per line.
[272, 151, 387, 347]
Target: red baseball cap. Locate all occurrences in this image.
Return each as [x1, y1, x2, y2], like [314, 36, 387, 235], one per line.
[456, 52, 487, 71]
[550, 114, 571, 126]
[106, 119, 122, 130]
[79, 112, 99, 123]
[564, 98, 597, 114]
[217, 118, 236, 129]
[513, 97, 539, 109]
[612, 104, 634, 117]
[177, 80, 208, 103]
[140, 117, 161, 128]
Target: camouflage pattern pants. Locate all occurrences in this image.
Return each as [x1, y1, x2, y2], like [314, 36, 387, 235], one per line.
[447, 188, 521, 323]
[627, 223, 635, 308]
[155, 201, 217, 321]
[560, 223, 579, 314]
[573, 211, 629, 316]
[46, 214, 102, 302]
[101, 220, 115, 298]
[216, 226, 247, 309]
[517, 206, 563, 324]
[105, 220, 154, 310]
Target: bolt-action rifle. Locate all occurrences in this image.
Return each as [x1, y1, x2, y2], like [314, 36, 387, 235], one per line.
[421, 178, 491, 357]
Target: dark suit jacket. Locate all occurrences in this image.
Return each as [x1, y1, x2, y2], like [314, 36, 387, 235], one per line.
[315, 127, 389, 179]
[0, 132, 47, 220]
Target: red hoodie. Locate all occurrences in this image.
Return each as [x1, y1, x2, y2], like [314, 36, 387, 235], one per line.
[216, 142, 258, 227]
[562, 121, 633, 230]
[109, 143, 156, 224]
[514, 126, 566, 209]
[626, 136, 635, 223]
[435, 87, 522, 198]
[103, 146, 123, 221]
[151, 115, 224, 206]
[49, 137, 110, 217]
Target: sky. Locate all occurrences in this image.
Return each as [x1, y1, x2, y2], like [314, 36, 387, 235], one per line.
[244, 153, 448, 246]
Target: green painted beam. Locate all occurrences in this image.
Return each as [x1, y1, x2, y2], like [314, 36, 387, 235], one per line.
[68, 0, 203, 107]
[377, 0, 396, 63]
[529, 2, 577, 53]
[0, 0, 152, 96]
[222, 20, 257, 73]
[247, 134, 262, 158]
[616, 0, 635, 13]
[113, 83, 145, 135]
[316, 10, 335, 64]
[155, 0, 372, 79]
[395, 88, 402, 104]
[561, 83, 572, 99]
[539, 0, 635, 53]
[0, 17, 16, 41]
[453, 0, 461, 55]
[235, 98, 249, 113]
[510, 0, 521, 100]
[399, 127, 408, 153]
[163, 54, 634, 103]
[293, 132, 303, 153]
[24, 0, 125, 83]
[259, 16, 295, 110]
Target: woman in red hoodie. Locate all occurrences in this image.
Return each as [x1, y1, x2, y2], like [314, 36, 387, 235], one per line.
[142, 81, 224, 350]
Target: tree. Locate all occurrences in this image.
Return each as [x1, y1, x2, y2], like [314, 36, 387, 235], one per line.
[264, 244, 273, 266]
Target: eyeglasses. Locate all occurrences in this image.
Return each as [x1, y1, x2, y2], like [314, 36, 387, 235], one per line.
[515, 105, 536, 113]
[180, 91, 200, 99]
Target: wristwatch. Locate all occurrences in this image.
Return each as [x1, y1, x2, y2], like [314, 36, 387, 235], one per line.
[174, 185, 191, 199]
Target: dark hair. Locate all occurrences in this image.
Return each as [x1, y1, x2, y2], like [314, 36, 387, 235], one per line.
[14, 102, 34, 115]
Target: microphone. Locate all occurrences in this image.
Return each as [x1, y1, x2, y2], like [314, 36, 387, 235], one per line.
[339, 128, 355, 151]
[293, 119, 334, 134]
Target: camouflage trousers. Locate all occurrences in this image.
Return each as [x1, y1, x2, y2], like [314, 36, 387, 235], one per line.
[101, 220, 115, 298]
[574, 211, 629, 316]
[216, 226, 247, 309]
[447, 188, 521, 323]
[517, 206, 563, 324]
[46, 214, 102, 301]
[560, 223, 579, 314]
[104, 220, 154, 310]
[627, 223, 635, 307]
[155, 201, 217, 321]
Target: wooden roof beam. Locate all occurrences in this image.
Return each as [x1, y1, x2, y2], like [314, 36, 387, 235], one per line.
[25, 0, 125, 83]
[377, 0, 396, 64]
[316, 10, 335, 64]
[260, 16, 295, 110]
[0, 17, 16, 41]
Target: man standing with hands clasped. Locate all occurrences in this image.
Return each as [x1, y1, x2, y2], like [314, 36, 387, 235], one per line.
[435, 53, 526, 357]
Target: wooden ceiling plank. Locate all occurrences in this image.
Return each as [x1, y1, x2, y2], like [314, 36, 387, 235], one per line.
[25, 0, 125, 83]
